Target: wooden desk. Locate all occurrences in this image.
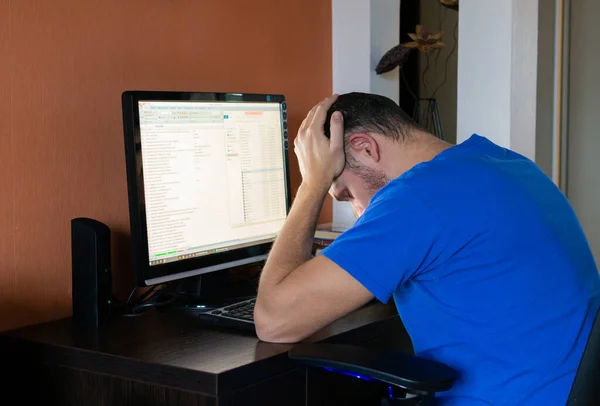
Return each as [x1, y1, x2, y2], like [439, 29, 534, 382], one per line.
[0, 302, 411, 406]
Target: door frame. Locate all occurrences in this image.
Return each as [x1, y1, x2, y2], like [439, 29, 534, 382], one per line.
[553, 0, 571, 195]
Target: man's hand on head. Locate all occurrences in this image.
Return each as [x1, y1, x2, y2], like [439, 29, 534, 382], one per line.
[294, 94, 345, 194]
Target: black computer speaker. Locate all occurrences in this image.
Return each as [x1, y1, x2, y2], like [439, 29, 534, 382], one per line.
[71, 217, 112, 327]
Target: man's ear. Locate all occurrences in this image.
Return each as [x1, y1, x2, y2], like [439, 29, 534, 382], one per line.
[348, 133, 381, 163]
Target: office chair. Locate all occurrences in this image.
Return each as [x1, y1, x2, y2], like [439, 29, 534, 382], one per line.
[565, 305, 600, 404]
[290, 306, 600, 406]
[289, 343, 456, 405]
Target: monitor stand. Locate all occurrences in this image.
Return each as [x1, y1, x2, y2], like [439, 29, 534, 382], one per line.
[158, 270, 256, 314]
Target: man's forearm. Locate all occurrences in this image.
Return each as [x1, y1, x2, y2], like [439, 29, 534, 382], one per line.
[258, 183, 327, 289]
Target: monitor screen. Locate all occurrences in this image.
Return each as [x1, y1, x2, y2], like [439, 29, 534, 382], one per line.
[122, 91, 291, 286]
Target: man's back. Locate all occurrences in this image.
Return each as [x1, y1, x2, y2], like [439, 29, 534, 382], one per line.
[321, 134, 600, 405]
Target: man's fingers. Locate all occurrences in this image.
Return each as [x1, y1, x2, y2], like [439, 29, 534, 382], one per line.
[309, 94, 338, 129]
[299, 102, 319, 132]
[301, 101, 321, 132]
[329, 111, 344, 152]
[298, 116, 309, 133]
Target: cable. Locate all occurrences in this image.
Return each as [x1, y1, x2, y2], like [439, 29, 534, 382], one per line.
[130, 292, 177, 314]
[137, 284, 161, 303]
[125, 286, 137, 306]
[121, 284, 165, 315]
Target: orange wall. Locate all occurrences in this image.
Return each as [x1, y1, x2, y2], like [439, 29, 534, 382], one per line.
[0, 0, 332, 332]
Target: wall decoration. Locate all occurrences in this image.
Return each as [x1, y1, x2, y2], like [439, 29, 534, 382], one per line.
[376, 1, 458, 140]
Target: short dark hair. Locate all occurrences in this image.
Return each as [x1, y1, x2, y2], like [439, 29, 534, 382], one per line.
[323, 92, 419, 141]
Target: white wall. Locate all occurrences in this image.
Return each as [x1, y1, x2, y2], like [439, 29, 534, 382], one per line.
[456, 0, 538, 161]
[332, 0, 371, 97]
[331, 0, 400, 230]
[509, 0, 539, 159]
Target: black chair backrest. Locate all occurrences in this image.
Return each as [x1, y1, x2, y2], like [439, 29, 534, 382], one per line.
[566, 305, 600, 405]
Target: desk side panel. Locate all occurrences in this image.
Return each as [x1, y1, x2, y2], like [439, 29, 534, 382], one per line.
[218, 368, 305, 406]
[2, 361, 217, 406]
[0, 335, 218, 397]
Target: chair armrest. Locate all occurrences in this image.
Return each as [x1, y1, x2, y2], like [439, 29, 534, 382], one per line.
[288, 343, 457, 394]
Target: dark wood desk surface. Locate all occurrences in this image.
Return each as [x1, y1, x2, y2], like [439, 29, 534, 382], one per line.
[0, 301, 408, 404]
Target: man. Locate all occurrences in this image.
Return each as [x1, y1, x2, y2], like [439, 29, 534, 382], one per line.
[254, 92, 600, 405]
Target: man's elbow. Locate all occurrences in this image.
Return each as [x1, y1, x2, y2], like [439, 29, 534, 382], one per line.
[253, 302, 305, 343]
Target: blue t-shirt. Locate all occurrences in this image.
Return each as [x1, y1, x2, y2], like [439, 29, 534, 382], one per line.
[322, 134, 600, 405]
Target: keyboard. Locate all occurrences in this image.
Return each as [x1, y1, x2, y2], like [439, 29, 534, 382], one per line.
[195, 297, 257, 332]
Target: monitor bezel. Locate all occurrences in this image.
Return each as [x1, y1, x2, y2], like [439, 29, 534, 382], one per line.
[121, 90, 292, 287]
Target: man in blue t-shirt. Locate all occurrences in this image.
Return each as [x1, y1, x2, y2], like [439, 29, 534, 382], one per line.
[254, 92, 600, 404]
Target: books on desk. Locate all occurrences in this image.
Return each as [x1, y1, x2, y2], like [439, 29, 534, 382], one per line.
[313, 223, 348, 254]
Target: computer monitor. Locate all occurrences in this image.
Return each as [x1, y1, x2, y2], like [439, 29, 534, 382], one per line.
[121, 91, 291, 289]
